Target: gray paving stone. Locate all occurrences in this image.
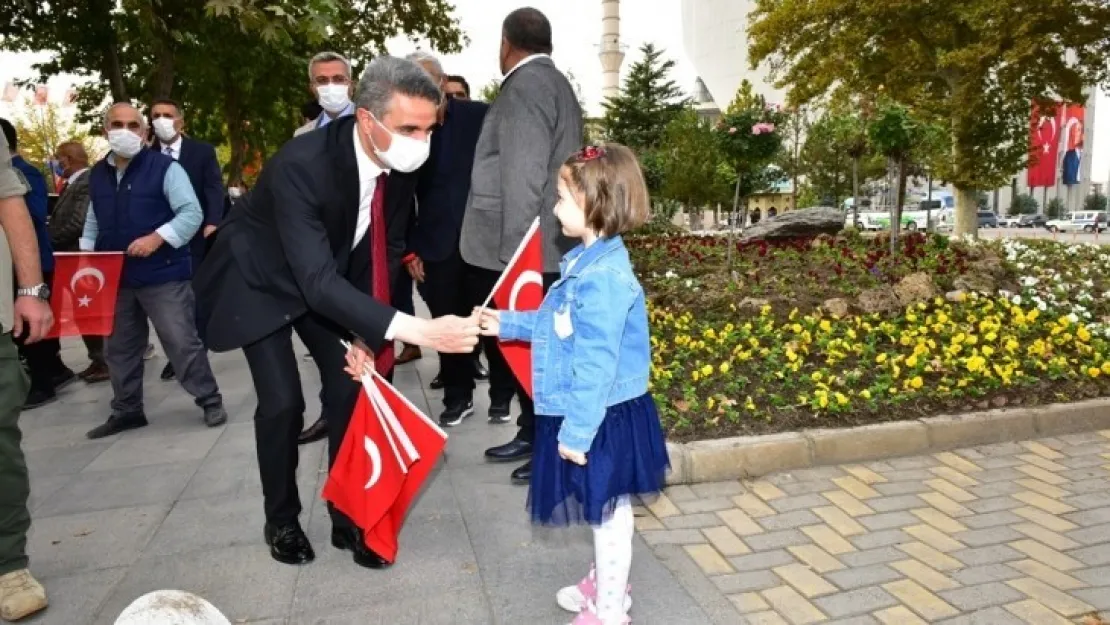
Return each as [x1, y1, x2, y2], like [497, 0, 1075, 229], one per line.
[1068, 506, 1110, 526]
[866, 494, 924, 513]
[676, 497, 738, 514]
[1069, 477, 1110, 494]
[968, 481, 1024, 498]
[887, 456, 937, 470]
[974, 457, 1024, 470]
[825, 617, 881, 625]
[1061, 466, 1109, 482]
[937, 606, 1026, 625]
[33, 461, 199, 517]
[850, 529, 910, 550]
[664, 484, 700, 502]
[873, 481, 930, 496]
[1065, 492, 1110, 511]
[756, 509, 821, 531]
[962, 511, 1023, 530]
[744, 529, 809, 551]
[1070, 543, 1110, 566]
[825, 564, 902, 590]
[1059, 443, 1106, 457]
[859, 511, 920, 532]
[711, 570, 780, 593]
[24, 442, 113, 478]
[952, 526, 1023, 548]
[728, 549, 797, 572]
[951, 544, 1024, 567]
[839, 546, 906, 567]
[1059, 454, 1107, 470]
[880, 469, 933, 481]
[640, 529, 707, 545]
[663, 512, 730, 529]
[1057, 433, 1103, 445]
[27, 504, 170, 578]
[951, 564, 1024, 585]
[779, 480, 837, 496]
[35, 567, 128, 625]
[965, 496, 1022, 514]
[813, 586, 898, 618]
[83, 429, 224, 472]
[938, 582, 1025, 611]
[1072, 586, 1110, 610]
[768, 493, 829, 513]
[144, 494, 265, 557]
[690, 481, 745, 498]
[1067, 523, 1110, 545]
[1074, 565, 1110, 586]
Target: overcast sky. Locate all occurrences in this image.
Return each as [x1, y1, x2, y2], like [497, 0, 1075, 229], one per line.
[0, 0, 1106, 183]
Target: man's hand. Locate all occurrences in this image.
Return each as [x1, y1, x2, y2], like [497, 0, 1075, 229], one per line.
[203, 225, 217, 238]
[127, 232, 165, 257]
[12, 296, 54, 344]
[404, 256, 425, 283]
[558, 444, 587, 466]
[423, 315, 480, 353]
[342, 338, 374, 381]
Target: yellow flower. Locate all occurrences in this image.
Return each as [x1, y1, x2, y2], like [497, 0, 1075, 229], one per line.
[707, 396, 716, 410]
[744, 396, 756, 411]
[818, 395, 829, 408]
[1103, 362, 1110, 375]
[819, 320, 832, 333]
[906, 355, 919, 368]
[909, 376, 924, 389]
[700, 364, 713, 377]
[859, 389, 872, 399]
[1077, 326, 1091, 342]
[835, 392, 849, 406]
[1088, 367, 1101, 378]
[719, 362, 730, 374]
[811, 371, 823, 382]
[876, 353, 888, 364]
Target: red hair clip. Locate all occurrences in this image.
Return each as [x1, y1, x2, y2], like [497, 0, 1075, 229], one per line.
[577, 145, 606, 161]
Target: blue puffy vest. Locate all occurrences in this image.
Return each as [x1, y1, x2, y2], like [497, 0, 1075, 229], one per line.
[88, 149, 192, 288]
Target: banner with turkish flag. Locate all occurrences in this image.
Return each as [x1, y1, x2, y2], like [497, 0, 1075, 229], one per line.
[47, 252, 125, 338]
[1028, 101, 1060, 188]
[484, 217, 544, 396]
[322, 369, 447, 564]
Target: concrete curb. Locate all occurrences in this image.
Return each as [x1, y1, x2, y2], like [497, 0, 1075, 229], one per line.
[664, 397, 1110, 485]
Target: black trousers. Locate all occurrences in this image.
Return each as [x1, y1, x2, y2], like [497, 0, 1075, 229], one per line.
[243, 312, 365, 527]
[14, 271, 70, 393]
[465, 264, 558, 444]
[418, 250, 478, 405]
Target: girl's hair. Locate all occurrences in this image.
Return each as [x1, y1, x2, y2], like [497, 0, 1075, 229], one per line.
[560, 143, 650, 236]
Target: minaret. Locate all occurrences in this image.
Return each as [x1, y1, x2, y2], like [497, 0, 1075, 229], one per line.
[599, 0, 625, 101]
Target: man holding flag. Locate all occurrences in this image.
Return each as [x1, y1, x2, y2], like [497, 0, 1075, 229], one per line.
[458, 7, 584, 485]
[195, 56, 479, 569]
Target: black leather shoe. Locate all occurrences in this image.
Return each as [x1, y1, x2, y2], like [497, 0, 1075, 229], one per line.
[485, 438, 532, 463]
[488, 399, 512, 424]
[52, 368, 78, 391]
[511, 460, 532, 486]
[331, 526, 390, 569]
[264, 522, 315, 565]
[298, 416, 328, 445]
[160, 362, 175, 381]
[429, 373, 444, 390]
[23, 387, 57, 410]
[87, 413, 149, 439]
[473, 361, 489, 381]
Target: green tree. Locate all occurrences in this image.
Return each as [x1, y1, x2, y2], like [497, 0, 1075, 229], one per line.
[800, 109, 885, 211]
[9, 102, 101, 178]
[748, 0, 1110, 238]
[1046, 197, 1066, 218]
[1, 0, 465, 183]
[658, 108, 727, 228]
[1011, 193, 1039, 215]
[599, 43, 687, 151]
[1084, 192, 1108, 213]
[478, 79, 501, 103]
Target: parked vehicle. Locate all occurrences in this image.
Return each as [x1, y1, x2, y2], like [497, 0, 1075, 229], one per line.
[977, 211, 999, 228]
[1045, 211, 1108, 233]
[1017, 214, 1048, 228]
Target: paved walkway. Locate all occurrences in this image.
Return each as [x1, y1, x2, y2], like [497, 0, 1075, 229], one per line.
[20, 336, 718, 625]
[640, 435, 1110, 624]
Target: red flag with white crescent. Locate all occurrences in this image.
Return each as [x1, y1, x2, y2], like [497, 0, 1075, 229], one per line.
[47, 252, 125, 338]
[486, 217, 544, 396]
[1027, 100, 1060, 188]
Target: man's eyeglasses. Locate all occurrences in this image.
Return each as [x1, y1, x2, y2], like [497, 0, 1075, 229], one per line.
[313, 75, 351, 86]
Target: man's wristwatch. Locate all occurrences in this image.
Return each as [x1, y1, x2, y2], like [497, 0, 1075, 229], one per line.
[16, 283, 51, 301]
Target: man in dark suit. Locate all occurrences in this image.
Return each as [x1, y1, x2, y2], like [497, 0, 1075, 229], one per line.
[194, 56, 479, 568]
[402, 53, 492, 427]
[150, 98, 225, 381]
[458, 8, 584, 485]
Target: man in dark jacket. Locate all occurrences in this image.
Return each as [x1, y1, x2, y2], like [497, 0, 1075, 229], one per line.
[150, 98, 225, 381]
[47, 140, 109, 383]
[0, 119, 77, 409]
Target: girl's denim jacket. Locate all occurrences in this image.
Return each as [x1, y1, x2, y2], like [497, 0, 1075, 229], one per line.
[498, 235, 650, 453]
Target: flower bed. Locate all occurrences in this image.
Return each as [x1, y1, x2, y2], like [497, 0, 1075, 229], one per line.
[631, 231, 1110, 441]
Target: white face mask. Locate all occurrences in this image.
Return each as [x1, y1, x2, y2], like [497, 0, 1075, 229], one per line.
[367, 112, 431, 173]
[152, 118, 178, 143]
[317, 84, 351, 114]
[107, 129, 144, 158]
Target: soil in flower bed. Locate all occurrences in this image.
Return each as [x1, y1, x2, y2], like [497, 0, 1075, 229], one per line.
[628, 229, 1110, 441]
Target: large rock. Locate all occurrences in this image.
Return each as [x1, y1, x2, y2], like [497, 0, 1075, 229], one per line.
[894, 272, 938, 307]
[740, 206, 846, 241]
[953, 271, 996, 294]
[857, 286, 901, 314]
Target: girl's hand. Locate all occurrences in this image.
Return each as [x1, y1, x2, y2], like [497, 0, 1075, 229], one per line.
[342, 338, 374, 381]
[473, 307, 501, 336]
[558, 444, 587, 466]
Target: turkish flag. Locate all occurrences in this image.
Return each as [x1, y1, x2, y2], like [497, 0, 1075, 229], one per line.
[1028, 101, 1060, 188]
[47, 252, 125, 338]
[322, 371, 447, 564]
[486, 217, 544, 396]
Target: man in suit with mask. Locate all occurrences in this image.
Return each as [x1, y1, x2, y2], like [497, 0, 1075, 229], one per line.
[194, 56, 479, 568]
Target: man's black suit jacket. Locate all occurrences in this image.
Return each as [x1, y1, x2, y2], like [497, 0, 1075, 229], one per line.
[194, 116, 417, 353]
[153, 136, 225, 258]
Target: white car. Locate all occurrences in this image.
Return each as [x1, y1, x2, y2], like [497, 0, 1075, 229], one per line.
[1045, 211, 1108, 233]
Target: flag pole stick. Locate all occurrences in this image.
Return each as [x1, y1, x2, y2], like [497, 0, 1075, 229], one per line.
[479, 216, 541, 310]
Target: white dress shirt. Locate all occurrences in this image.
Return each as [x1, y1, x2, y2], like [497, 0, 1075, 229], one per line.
[350, 125, 401, 341]
[67, 167, 89, 184]
[161, 135, 183, 160]
[503, 53, 550, 80]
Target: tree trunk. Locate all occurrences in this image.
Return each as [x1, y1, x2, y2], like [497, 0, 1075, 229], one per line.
[727, 171, 742, 271]
[950, 132, 979, 238]
[890, 157, 906, 253]
[851, 157, 860, 227]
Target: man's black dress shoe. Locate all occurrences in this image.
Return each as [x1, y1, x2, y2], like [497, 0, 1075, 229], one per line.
[429, 373, 444, 390]
[298, 416, 328, 445]
[473, 361, 489, 381]
[264, 522, 315, 565]
[331, 526, 390, 569]
[511, 460, 532, 485]
[484, 438, 532, 463]
[160, 362, 175, 380]
[86, 413, 148, 439]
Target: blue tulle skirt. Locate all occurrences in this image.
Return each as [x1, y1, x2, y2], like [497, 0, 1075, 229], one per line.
[527, 393, 670, 527]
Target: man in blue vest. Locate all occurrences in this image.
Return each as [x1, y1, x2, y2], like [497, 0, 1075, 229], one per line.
[149, 98, 226, 382]
[79, 102, 228, 439]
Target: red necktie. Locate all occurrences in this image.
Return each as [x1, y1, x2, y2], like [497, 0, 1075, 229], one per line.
[370, 172, 394, 376]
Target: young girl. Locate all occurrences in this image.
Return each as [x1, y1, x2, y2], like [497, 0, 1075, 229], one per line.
[477, 143, 669, 625]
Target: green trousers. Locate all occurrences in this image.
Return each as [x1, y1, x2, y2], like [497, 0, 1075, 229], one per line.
[0, 332, 30, 576]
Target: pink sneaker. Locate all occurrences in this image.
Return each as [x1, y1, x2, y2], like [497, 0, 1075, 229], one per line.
[568, 601, 631, 625]
[556, 563, 632, 614]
